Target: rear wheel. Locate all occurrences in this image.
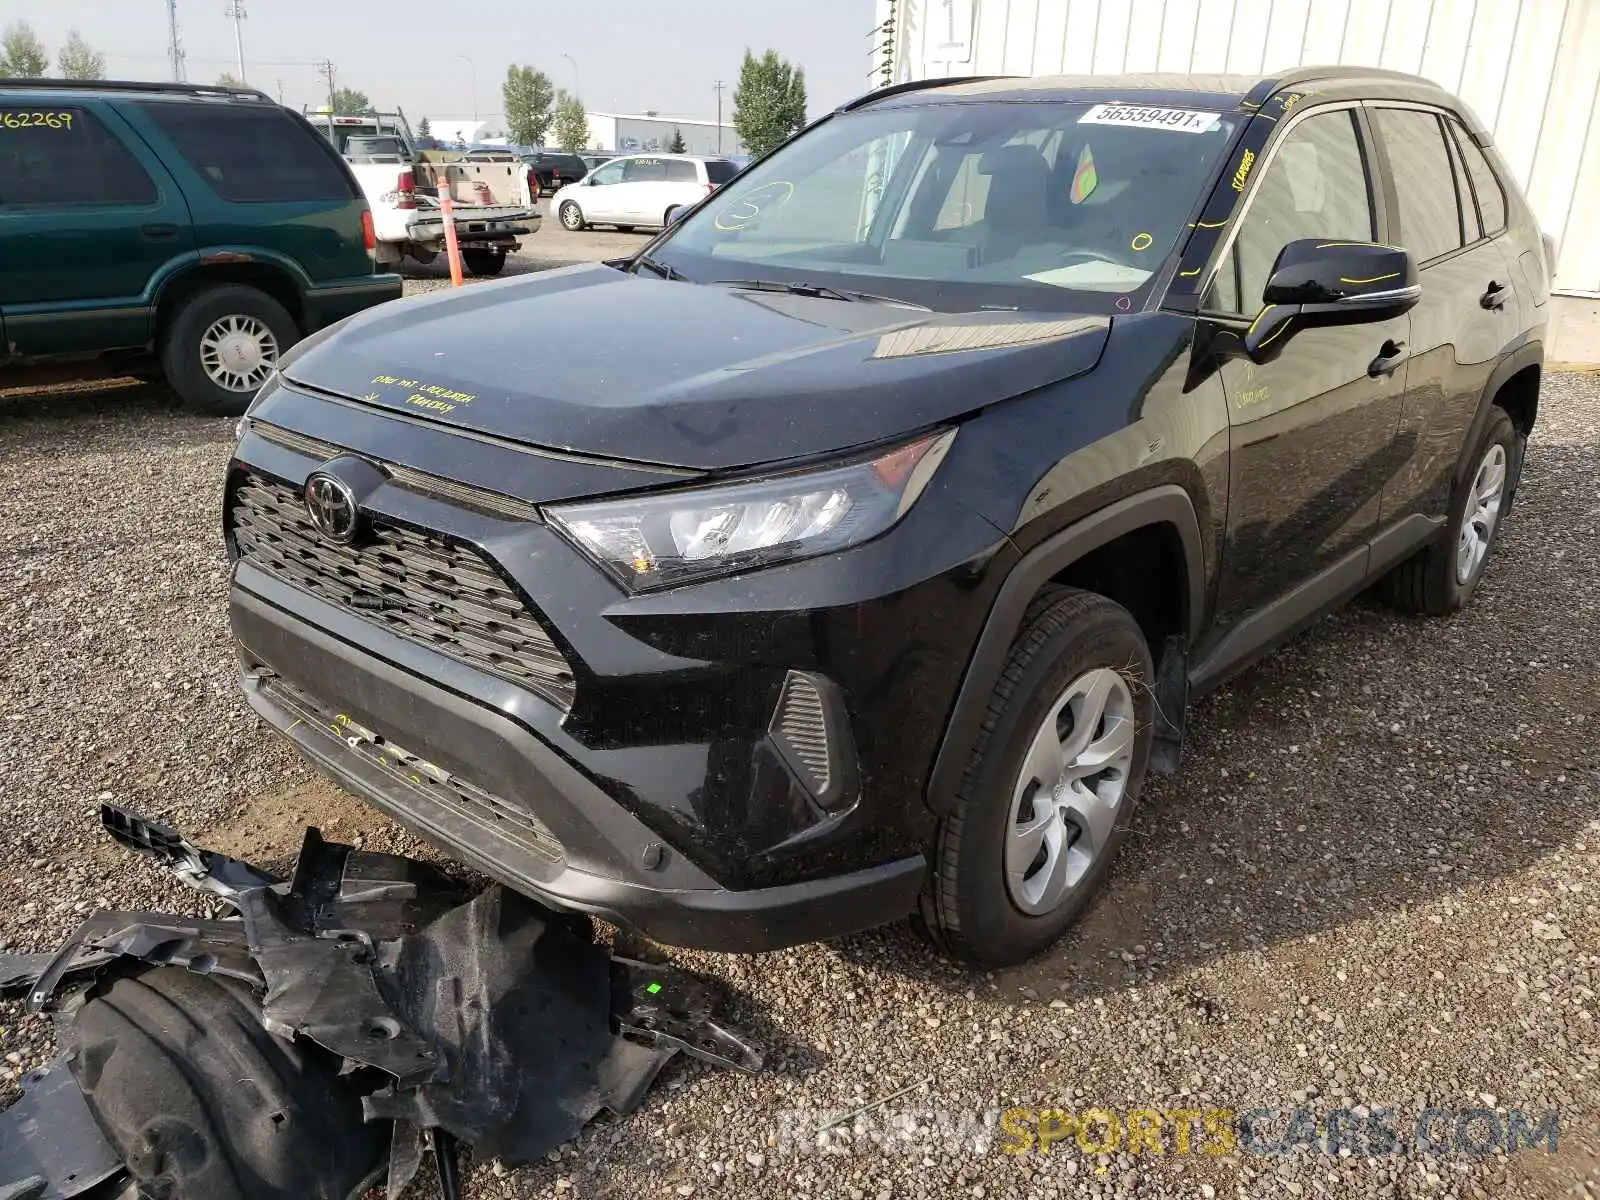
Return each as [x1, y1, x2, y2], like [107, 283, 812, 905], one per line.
[1380, 407, 1517, 615]
[160, 284, 297, 416]
[663, 206, 681, 227]
[918, 588, 1154, 966]
[462, 247, 508, 276]
[559, 201, 586, 231]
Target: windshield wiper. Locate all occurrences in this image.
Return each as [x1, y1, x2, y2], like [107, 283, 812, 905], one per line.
[713, 278, 929, 310]
[634, 254, 683, 281]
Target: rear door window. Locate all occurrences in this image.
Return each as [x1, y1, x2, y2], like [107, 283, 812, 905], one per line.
[137, 101, 358, 203]
[663, 160, 697, 183]
[703, 159, 738, 184]
[1442, 124, 1481, 243]
[1373, 108, 1465, 264]
[0, 107, 157, 206]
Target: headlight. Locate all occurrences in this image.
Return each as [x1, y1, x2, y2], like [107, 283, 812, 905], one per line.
[547, 430, 955, 593]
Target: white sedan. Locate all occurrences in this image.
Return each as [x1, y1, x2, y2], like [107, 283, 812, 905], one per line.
[552, 154, 739, 233]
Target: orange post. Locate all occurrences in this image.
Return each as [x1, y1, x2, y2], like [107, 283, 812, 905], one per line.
[437, 170, 465, 288]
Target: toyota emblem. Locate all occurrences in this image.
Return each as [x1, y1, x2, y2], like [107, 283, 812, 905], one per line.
[304, 472, 360, 544]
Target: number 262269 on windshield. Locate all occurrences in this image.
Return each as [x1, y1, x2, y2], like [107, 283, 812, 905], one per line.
[1077, 104, 1220, 133]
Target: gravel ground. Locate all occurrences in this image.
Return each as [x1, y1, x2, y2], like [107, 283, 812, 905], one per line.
[1, 255, 1595, 1199]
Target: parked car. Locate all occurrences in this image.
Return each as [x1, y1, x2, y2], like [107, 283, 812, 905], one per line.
[578, 152, 615, 172]
[522, 150, 589, 196]
[552, 154, 738, 232]
[0, 79, 399, 414]
[226, 67, 1548, 964]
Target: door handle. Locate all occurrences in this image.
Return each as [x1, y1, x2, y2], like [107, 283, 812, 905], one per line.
[1480, 280, 1507, 310]
[1367, 339, 1407, 378]
[140, 223, 179, 241]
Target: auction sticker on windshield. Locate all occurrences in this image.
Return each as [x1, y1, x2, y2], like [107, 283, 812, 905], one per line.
[1078, 104, 1220, 133]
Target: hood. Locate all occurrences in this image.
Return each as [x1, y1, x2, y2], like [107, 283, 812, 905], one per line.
[282, 264, 1110, 470]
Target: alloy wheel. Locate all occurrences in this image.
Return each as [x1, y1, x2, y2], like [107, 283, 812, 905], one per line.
[1456, 442, 1507, 585]
[1003, 667, 1136, 916]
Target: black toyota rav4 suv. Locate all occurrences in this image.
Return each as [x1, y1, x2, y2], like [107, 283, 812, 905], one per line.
[227, 67, 1550, 965]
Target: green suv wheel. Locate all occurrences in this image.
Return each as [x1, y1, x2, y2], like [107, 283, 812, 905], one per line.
[161, 284, 298, 416]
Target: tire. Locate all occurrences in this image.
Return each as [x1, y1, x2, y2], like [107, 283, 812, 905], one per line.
[160, 284, 298, 416]
[462, 247, 508, 276]
[663, 206, 680, 227]
[1379, 406, 1518, 616]
[559, 200, 587, 231]
[68, 965, 387, 1200]
[918, 587, 1155, 966]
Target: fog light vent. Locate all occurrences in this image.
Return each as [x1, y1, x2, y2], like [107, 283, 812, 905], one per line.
[769, 671, 858, 812]
[772, 672, 832, 794]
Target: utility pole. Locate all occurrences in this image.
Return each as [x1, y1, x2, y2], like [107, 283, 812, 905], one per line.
[713, 79, 725, 153]
[316, 59, 337, 135]
[274, 78, 285, 103]
[224, 2, 247, 83]
[166, 0, 186, 82]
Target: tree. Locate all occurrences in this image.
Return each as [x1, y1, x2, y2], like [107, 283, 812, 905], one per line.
[551, 90, 588, 152]
[732, 49, 806, 157]
[56, 30, 105, 80]
[216, 71, 243, 88]
[418, 116, 431, 138]
[330, 87, 373, 116]
[667, 126, 686, 153]
[0, 21, 49, 78]
[502, 65, 554, 147]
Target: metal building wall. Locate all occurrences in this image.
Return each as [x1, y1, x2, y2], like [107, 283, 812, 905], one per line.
[876, 0, 1600, 294]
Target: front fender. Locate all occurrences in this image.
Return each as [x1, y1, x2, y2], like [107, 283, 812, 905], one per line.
[924, 484, 1206, 816]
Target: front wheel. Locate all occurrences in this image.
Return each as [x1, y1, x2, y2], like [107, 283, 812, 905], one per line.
[559, 201, 586, 231]
[160, 284, 298, 416]
[462, 247, 507, 276]
[918, 587, 1154, 966]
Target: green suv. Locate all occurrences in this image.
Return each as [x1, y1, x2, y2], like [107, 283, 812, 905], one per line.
[0, 80, 401, 414]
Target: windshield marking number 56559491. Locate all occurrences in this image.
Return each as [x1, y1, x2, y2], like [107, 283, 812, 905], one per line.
[1078, 104, 1219, 134]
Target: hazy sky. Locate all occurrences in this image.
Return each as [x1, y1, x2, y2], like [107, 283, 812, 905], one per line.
[11, 0, 875, 127]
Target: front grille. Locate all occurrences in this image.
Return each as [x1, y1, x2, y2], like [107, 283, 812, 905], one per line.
[230, 473, 576, 708]
[260, 675, 563, 863]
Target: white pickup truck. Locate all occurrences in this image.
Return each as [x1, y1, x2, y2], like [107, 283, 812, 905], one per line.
[332, 122, 541, 275]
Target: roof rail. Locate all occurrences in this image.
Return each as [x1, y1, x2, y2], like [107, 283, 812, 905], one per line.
[0, 77, 272, 102]
[837, 75, 1014, 113]
[1270, 64, 1432, 91]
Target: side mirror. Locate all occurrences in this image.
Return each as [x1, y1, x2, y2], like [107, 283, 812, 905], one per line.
[1242, 239, 1420, 363]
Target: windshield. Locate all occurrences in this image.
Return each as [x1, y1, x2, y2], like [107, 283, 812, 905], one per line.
[654, 100, 1241, 313]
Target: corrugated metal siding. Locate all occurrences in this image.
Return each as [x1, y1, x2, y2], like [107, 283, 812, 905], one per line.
[878, 0, 1600, 292]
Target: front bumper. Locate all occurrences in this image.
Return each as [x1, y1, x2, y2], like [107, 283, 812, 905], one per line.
[233, 576, 925, 953]
[224, 391, 1017, 952]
